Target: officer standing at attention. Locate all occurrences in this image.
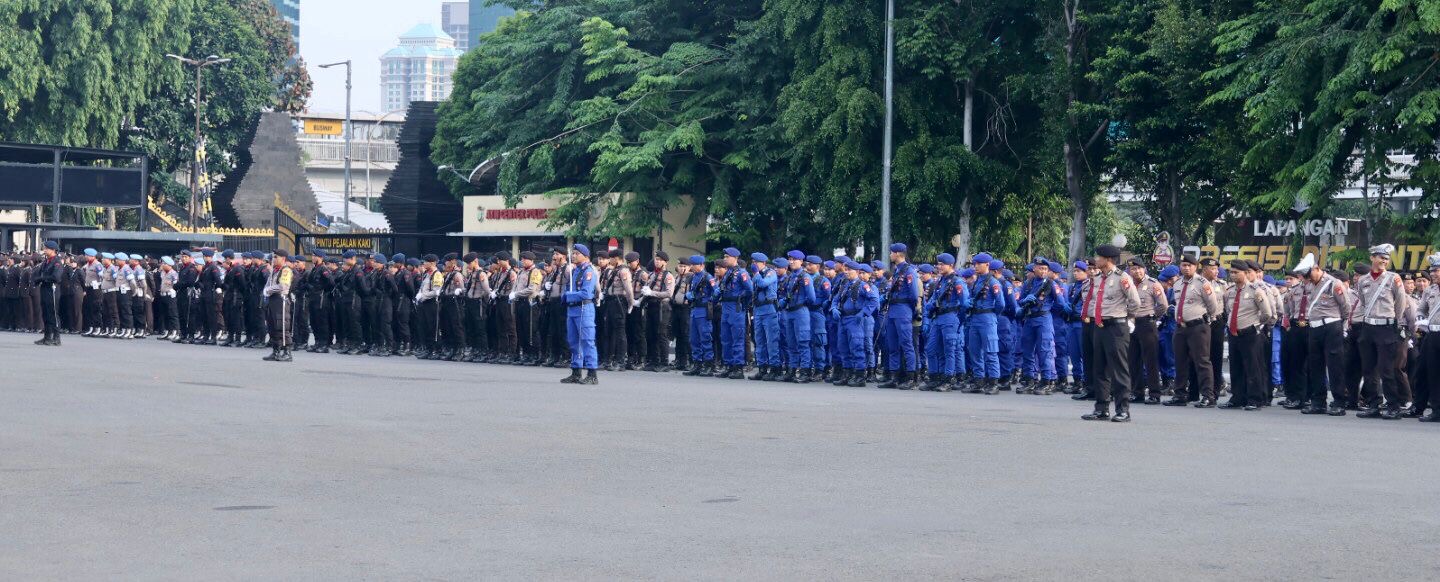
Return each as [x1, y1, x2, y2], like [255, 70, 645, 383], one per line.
[1126, 258, 1169, 404]
[262, 250, 295, 362]
[922, 253, 969, 391]
[1416, 254, 1440, 422]
[1081, 244, 1141, 422]
[561, 244, 599, 385]
[717, 248, 752, 379]
[1018, 258, 1068, 394]
[965, 253, 1003, 394]
[804, 256, 831, 381]
[777, 250, 815, 382]
[641, 251, 676, 372]
[748, 252, 781, 381]
[1352, 244, 1416, 418]
[1220, 261, 1276, 411]
[1164, 255, 1222, 406]
[33, 241, 63, 346]
[683, 255, 716, 377]
[669, 255, 693, 372]
[876, 244, 922, 389]
[834, 262, 880, 387]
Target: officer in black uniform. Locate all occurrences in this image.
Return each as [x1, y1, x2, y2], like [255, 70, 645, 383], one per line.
[34, 241, 64, 346]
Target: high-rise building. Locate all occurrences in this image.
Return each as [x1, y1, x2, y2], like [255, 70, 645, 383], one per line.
[380, 23, 464, 112]
[441, 2, 470, 52]
[467, 2, 515, 50]
[270, 0, 301, 52]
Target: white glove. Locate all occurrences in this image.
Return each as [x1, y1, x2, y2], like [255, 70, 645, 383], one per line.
[91, 281, 100, 289]
[1420, 319, 1430, 328]
[1127, 320, 1135, 334]
[632, 299, 641, 308]
[641, 287, 652, 297]
[120, 286, 130, 293]
[508, 292, 517, 301]
[489, 290, 497, 299]
[544, 282, 553, 291]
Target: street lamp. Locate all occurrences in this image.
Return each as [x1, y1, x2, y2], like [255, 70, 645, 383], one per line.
[358, 109, 405, 211]
[879, 0, 895, 268]
[318, 60, 353, 227]
[438, 152, 510, 196]
[166, 53, 230, 229]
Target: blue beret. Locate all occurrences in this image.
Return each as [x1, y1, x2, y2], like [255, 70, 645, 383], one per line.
[823, 260, 836, 269]
[84, 248, 97, 257]
[750, 252, 769, 263]
[1263, 274, 1277, 285]
[422, 254, 438, 263]
[131, 254, 144, 261]
[723, 247, 741, 257]
[771, 258, 788, 268]
[936, 253, 955, 265]
[989, 260, 1004, 271]
[1218, 267, 1229, 279]
[115, 252, 129, 261]
[373, 253, 388, 263]
[102, 252, 115, 260]
[572, 244, 590, 257]
[870, 260, 883, 269]
[1048, 261, 1063, 273]
[1024, 264, 1035, 273]
[973, 252, 993, 264]
[805, 255, 822, 264]
[390, 253, 405, 263]
[918, 264, 935, 274]
[688, 254, 705, 265]
[1158, 265, 1180, 281]
[342, 250, 357, 259]
[44, 240, 59, 250]
[858, 264, 874, 274]
[786, 250, 805, 260]
[406, 258, 421, 267]
[312, 250, 327, 258]
[1002, 269, 1015, 279]
[1073, 260, 1089, 271]
[890, 243, 907, 253]
[959, 268, 976, 278]
[201, 249, 214, 257]
[221, 250, 234, 259]
[162, 256, 175, 266]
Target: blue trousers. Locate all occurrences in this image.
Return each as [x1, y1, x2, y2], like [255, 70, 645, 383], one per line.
[925, 313, 964, 375]
[754, 309, 780, 366]
[884, 305, 918, 372]
[1158, 326, 1176, 379]
[783, 308, 811, 369]
[810, 310, 827, 370]
[720, 303, 746, 365]
[997, 315, 1016, 376]
[567, 307, 597, 369]
[690, 311, 713, 363]
[1053, 314, 1071, 380]
[1021, 315, 1057, 380]
[829, 316, 844, 367]
[862, 315, 875, 369]
[1270, 327, 1283, 386]
[966, 312, 1001, 379]
[1067, 322, 1086, 381]
[843, 316, 867, 370]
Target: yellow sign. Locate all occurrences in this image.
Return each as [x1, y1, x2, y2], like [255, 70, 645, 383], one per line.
[1183, 244, 1439, 272]
[304, 119, 344, 136]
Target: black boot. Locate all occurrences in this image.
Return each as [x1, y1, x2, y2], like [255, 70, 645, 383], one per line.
[781, 367, 797, 383]
[898, 372, 918, 390]
[581, 368, 599, 385]
[263, 346, 281, 361]
[847, 370, 866, 388]
[749, 365, 768, 381]
[795, 368, 811, 384]
[277, 347, 293, 362]
[561, 368, 582, 384]
[877, 370, 901, 389]
[830, 369, 849, 386]
[1082, 402, 1111, 421]
[922, 373, 945, 391]
[982, 378, 998, 395]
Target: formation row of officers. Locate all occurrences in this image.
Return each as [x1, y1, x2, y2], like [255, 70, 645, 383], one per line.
[10, 240, 1440, 423]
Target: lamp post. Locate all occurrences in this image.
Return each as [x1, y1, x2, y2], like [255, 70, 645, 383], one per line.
[318, 60, 353, 227]
[879, 0, 895, 269]
[358, 109, 405, 211]
[165, 53, 230, 229]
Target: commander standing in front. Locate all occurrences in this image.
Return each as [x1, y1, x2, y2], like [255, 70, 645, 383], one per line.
[1081, 244, 1141, 422]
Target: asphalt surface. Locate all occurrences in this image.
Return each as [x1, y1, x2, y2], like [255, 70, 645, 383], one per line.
[2, 332, 1438, 581]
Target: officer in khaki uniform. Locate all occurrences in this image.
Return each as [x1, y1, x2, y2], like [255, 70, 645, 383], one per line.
[1351, 244, 1416, 418]
[1081, 244, 1141, 422]
[1416, 254, 1440, 422]
[1221, 260, 1275, 410]
[1290, 253, 1351, 415]
[1165, 255, 1224, 407]
[1125, 257, 1169, 404]
[262, 250, 296, 362]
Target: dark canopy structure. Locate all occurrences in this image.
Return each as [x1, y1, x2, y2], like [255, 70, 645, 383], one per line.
[0, 142, 149, 216]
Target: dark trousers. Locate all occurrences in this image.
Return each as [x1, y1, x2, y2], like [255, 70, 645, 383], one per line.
[1345, 326, 1364, 407]
[1080, 323, 1095, 391]
[395, 299, 412, 346]
[1173, 322, 1214, 401]
[671, 304, 691, 368]
[373, 297, 394, 350]
[342, 295, 362, 345]
[104, 292, 119, 329]
[645, 300, 671, 366]
[440, 297, 465, 350]
[1088, 322, 1132, 407]
[202, 296, 220, 337]
[1305, 322, 1346, 406]
[464, 298, 488, 354]
[1128, 317, 1160, 398]
[494, 301, 516, 356]
[1280, 325, 1309, 402]
[361, 298, 378, 346]
[293, 298, 310, 346]
[83, 288, 102, 329]
[39, 284, 59, 333]
[308, 296, 331, 348]
[1358, 324, 1407, 408]
[545, 301, 567, 362]
[602, 298, 627, 365]
[416, 300, 439, 351]
[1228, 328, 1265, 405]
[225, 298, 245, 338]
[1419, 332, 1440, 411]
[245, 295, 265, 341]
[515, 300, 535, 359]
[117, 293, 132, 330]
[627, 305, 647, 365]
[1209, 320, 1226, 390]
[157, 296, 178, 333]
[265, 297, 292, 348]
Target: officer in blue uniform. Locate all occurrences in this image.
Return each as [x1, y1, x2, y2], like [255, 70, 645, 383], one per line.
[682, 255, 717, 377]
[833, 262, 880, 387]
[717, 248, 752, 379]
[1018, 257, 1071, 395]
[965, 253, 1004, 394]
[748, 253, 780, 380]
[804, 256, 830, 381]
[779, 250, 816, 382]
[922, 253, 969, 391]
[1046, 260, 1071, 390]
[561, 244, 599, 385]
[1064, 261, 1090, 395]
[826, 260, 850, 383]
[991, 261, 1018, 389]
[1157, 264, 1180, 394]
[878, 244, 922, 389]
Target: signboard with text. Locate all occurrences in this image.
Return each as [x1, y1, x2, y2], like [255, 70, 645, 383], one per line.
[303, 119, 344, 136]
[1184, 216, 1435, 271]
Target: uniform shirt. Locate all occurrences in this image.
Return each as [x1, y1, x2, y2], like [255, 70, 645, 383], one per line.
[1019, 275, 1069, 317]
[1352, 270, 1413, 329]
[924, 273, 970, 315]
[263, 266, 294, 298]
[630, 266, 651, 302]
[837, 277, 880, 316]
[671, 269, 691, 306]
[1129, 275, 1169, 318]
[544, 266, 567, 301]
[1416, 284, 1440, 327]
[159, 269, 178, 297]
[101, 264, 118, 291]
[441, 268, 466, 297]
[686, 271, 714, 307]
[1082, 267, 1142, 320]
[82, 260, 103, 289]
[562, 262, 597, 311]
[131, 266, 149, 298]
[601, 265, 634, 302]
[464, 266, 493, 300]
[970, 272, 1005, 312]
[514, 265, 543, 301]
[887, 263, 923, 309]
[752, 266, 779, 306]
[779, 269, 815, 310]
[1172, 274, 1222, 323]
[416, 268, 443, 302]
[646, 268, 676, 302]
[718, 267, 752, 303]
[1223, 281, 1274, 331]
[809, 271, 832, 312]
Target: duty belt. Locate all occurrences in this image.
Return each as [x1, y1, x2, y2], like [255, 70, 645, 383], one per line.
[969, 308, 995, 315]
[932, 306, 959, 316]
[1178, 316, 1210, 328]
[1306, 317, 1342, 328]
[784, 303, 806, 312]
[1363, 317, 1396, 326]
[755, 299, 776, 306]
[1427, 323, 1440, 333]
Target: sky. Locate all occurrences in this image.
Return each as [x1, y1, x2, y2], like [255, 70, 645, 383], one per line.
[300, 0, 451, 115]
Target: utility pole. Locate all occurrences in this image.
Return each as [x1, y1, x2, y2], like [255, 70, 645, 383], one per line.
[879, 0, 895, 269]
[319, 60, 353, 228]
[165, 54, 230, 229]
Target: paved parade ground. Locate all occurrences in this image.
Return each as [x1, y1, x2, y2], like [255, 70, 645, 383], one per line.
[2, 333, 1438, 580]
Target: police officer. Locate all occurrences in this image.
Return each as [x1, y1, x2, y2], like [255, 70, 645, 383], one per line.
[561, 244, 599, 385]
[670, 255, 693, 372]
[834, 262, 879, 387]
[1416, 254, 1440, 422]
[461, 253, 491, 362]
[598, 250, 633, 371]
[965, 254, 1004, 394]
[261, 250, 295, 362]
[641, 251, 676, 372]
[1081, 244, 1141, 422]
[542, 249, 569, 366]
[922, 253, 969, 391]
[304, 253, 334, 353]
[1352, 244, 1416, 418]
[683, 255, 716, 376]
[1126, 258, 1168, 404]
[32, 242, 63, 346]
[1220, 261, 1276, 411]
[514, 251, 544, 364]
[1018, 258, 1069, 394]
[413, 254, 442, 359]
[716, 248, 752, 379]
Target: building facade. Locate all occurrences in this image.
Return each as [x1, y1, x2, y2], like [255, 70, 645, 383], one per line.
[441, 2, 470, 52]
[269, 0, 300, 52]
[380, 23, 464, 113]
[450, 193, 707, 265]
[467, 2, 515, 49]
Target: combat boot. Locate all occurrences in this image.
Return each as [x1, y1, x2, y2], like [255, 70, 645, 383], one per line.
[877, 371, 901, 389]
[847, 371, 867, 388]
[982, 378, 999, 395]
[581, 369, 599, 385]
[277, 347, 293, 362]
[1035, 380, 1054, 395]
[922, 373, 946, 391]
[830, 369, 849, 386]
[898, 372, 919, 390]
[749, 365, 768, 381]
[683, 363, 703, 376]
[561, 368, 582, 384]
[263, 346, 281, 361]
[781, 367, 796, 383]
[795, 368, 811, 384]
